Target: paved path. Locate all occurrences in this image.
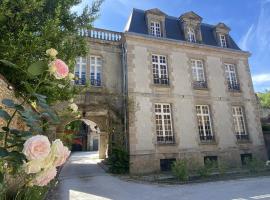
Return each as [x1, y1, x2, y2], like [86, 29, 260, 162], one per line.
[50, 151, 270, 200]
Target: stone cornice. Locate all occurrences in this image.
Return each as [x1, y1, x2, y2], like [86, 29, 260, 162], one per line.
[124, 32, 250, 58]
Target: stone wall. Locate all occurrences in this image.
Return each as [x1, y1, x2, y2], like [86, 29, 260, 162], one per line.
[0, 74, 27, 146]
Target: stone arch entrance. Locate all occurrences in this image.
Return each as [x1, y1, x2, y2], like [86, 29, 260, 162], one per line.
[64, 118, 109, 159]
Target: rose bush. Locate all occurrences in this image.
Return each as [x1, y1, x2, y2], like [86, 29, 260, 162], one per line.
[22, 136, 70, 186]
[0, 48, 75, 198]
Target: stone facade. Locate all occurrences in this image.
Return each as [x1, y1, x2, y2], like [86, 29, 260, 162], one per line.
[74, 29, 125, 158]
[125, 33, 267, 174]
[76, 9, 267, 173]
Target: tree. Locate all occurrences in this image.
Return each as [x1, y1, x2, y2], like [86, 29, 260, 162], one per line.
[258, 90, 270, 108]
[0, 0, 103, 103]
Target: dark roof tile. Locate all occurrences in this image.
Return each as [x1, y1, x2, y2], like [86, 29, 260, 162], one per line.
[126, 8, 241, 51]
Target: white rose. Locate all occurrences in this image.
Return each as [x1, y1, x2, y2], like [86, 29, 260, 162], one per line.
[46, 48, 58, 58]
[69, 103, 78, 113]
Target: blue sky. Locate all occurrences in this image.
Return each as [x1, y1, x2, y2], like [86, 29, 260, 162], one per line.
[73, 0, 270, 92]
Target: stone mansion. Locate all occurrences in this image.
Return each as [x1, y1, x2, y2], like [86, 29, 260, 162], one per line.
[74, 8, 267, 174]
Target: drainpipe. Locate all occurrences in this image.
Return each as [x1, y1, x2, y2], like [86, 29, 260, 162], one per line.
[121, 37, 129, 151]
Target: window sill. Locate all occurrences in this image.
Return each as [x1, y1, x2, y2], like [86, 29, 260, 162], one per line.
[152, 84, 170, 88]
[156, 142, 177, 146]
[228, 89, 241, 93]
[236, 139, 251, 144]
[199, 140, 217, 145]
[193, 87, 208, 91]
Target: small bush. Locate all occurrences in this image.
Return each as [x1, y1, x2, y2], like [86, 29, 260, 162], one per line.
[107, 146, 129, 174]
[197, 159, 217, 178]
[218, 162, 229, 175]
[245, 158, 265, 173]
[172, 160, 189, 181]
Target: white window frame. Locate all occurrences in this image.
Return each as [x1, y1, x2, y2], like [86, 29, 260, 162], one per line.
[187, 27, 196, 43]
[196, 105, 213, 140]
[74, 57, 87, 85]
[219, 34, 227, 48]
[232, 106, 247, 138]
[152, 54, 169, 85]
[90, 56, 102, 86]
[225, 63, 239, 90]
[155, 103, 174, 143]
[191, 59, 206, 82]
[150, 21, 161, 37]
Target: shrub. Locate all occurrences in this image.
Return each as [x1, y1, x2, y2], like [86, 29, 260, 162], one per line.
[172, 160, 189, 181]
[197, 159, 217, 178]
[107, 146, 129, 174]
[218, 162, 229, 175]
[245, 158, 265, 173]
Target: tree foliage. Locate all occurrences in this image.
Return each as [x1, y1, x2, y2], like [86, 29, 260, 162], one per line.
[258, 90, 270, 108]
[0, 0, 103, 103]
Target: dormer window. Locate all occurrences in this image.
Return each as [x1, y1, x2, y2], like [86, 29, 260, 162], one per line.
[219, 34, 227, 48]
[187, 27, 196, 43]
[150, 21, 161, 37]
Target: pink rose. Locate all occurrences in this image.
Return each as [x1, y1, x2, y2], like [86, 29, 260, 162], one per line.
[23, 135, 51, 161]
[49, 59, 69, 79]
[32, 167, 57, 186]
[51, 139, 71, 167]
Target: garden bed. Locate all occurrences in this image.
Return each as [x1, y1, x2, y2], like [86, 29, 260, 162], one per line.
[119, 169, 270, 185]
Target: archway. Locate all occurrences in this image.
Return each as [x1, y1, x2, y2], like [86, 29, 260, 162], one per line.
[64, 119, 99, 151]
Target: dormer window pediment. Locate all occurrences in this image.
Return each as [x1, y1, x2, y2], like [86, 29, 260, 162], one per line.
[215, 23, 231, 48]
[179, 11, 202, 43]
[146, 8, 166, 38]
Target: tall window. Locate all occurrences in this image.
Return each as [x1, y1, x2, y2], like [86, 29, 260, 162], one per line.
[155, 103, 174, 143]
[225, 64, 239, 91]
[150, 21, 161, 37]
[187, 27, 196, 43]
[75, 57, 86, 85]
[152, 55, 169, 85]
[90, 56, 102, 86]
[191, 59, 207, 88]
[232, 106, 248, 140]
[196, 105, 214, 141]
[219, 34, 227, 48]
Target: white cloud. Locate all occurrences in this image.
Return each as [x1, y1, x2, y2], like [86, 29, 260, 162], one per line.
[239, 24, 254, 50]
[252, 73, 270, 84]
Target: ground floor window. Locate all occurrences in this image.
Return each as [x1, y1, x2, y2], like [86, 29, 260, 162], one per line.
[160, 158, 176, 171]
[196, 105, 214, 141]
[204, 156, 218, 167]
[155, 103, 174, 144]
[241, 153, 252, 165]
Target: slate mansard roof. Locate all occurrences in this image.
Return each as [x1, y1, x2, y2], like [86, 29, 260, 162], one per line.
[125, 8, 241, 51]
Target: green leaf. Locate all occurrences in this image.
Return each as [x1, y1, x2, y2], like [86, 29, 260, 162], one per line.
[0, 59, 18, 68]
[2, 99, 15, 108]
[0, 172, 3, 184]
[0, 110, 11, 121]
[1, 127, 9, 132]
[15, 104, 24, 111]
[27, 61, 47, 76]
[22, 81, 34, 93]
[0, 147, 8, 157]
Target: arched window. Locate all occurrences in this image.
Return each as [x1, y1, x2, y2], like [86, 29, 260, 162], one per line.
[187, 27, 196, 43]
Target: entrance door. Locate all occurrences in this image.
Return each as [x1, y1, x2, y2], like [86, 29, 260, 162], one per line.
[93, 139, 99, 151]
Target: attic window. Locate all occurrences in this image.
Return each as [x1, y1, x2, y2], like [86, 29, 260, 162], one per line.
[187, 27, 196, 43]
[219, 34, 227, 48]
[150, 21, 161, 37]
